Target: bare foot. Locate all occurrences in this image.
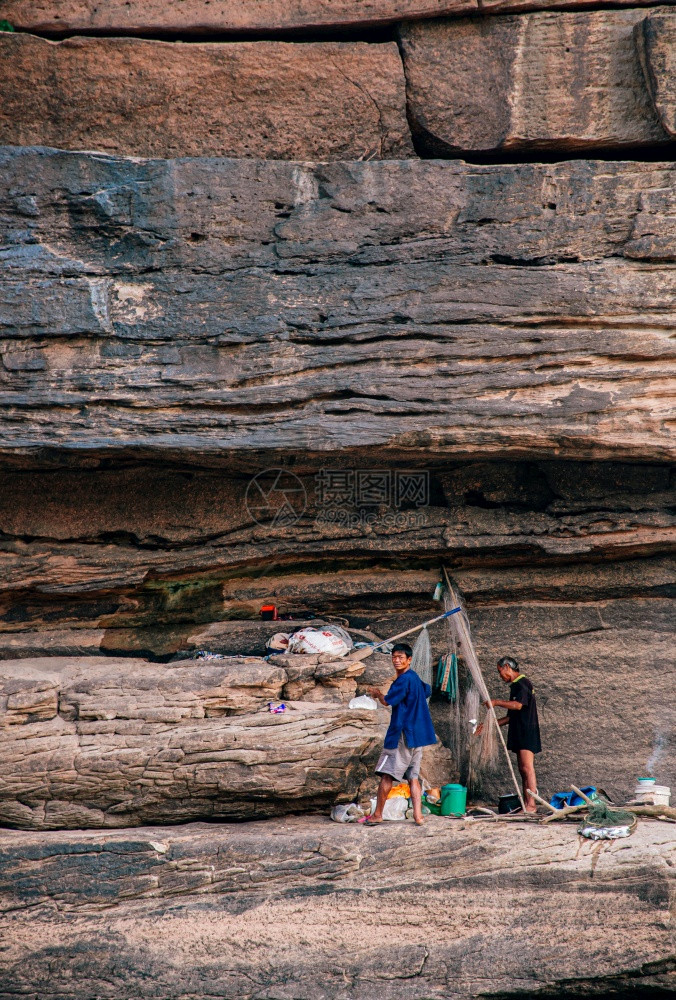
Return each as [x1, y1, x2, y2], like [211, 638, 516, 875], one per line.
[414, 816, 424, 826]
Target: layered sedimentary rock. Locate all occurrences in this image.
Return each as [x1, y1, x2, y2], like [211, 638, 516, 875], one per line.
[0, 35, 412, 159]
[0, 0, 476, 33]
[0, 818, 674, 998]
[0, 462, 672, 802]
[0, 459, 671, 619]
[4, 0, 672, 34]
[0, 656, 384, 829]
[462, 597, 676, 802]
[1, 1, 674, 994]
[2, 148, 675, 462]
[400, 8, 676, 154]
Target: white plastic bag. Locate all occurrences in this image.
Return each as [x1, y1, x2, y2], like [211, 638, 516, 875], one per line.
[330, 803, 364, 823]
[369, 796, 409, 821]
[322, 625, 354, 650]
[288, 627, 350, 657]
[348, 695, 378, 711]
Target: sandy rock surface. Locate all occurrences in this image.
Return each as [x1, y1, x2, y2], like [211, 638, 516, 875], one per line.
[4, 0, 669, 33]
[0, 817, 673, 997]
[0, 0, 476, 33]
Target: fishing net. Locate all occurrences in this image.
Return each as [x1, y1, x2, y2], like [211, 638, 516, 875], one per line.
[443, 586, 499, 771]
[410, 626, 433, 690]
[441, 609, 462, 764]
[463, 685, 480, 735]
[462, 685, 481, 790]
[578, 800, 637, 840]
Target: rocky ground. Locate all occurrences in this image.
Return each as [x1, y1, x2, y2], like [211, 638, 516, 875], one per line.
[0, 815, 674, 998]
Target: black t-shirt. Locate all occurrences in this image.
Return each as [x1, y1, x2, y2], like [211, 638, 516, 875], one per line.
[507, 675, 542, 754]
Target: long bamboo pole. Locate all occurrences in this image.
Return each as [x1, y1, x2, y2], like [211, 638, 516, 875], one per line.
[347, 606, 462, 662]
[442, 565, 526, 812]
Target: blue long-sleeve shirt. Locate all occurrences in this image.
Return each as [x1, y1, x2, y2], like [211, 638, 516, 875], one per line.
[383, 668, 437, 750]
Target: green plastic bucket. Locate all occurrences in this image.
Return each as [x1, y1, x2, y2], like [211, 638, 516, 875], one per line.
[440, 783, 467, 816]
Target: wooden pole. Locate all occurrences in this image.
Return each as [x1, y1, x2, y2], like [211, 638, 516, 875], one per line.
[570, 784, 596, 806]
[442, 566, 526, 813]
[347, 606, 462, 662]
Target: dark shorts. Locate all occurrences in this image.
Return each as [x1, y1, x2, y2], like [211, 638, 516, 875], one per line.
[508, 731, 542, 754]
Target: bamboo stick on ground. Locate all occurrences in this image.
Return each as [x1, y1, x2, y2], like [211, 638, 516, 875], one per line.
[527, 789, 558, 814]
[570, 785, 676, 821]
[624, 803, 676, 821]
[528, 788, 588, 823]
[570, 784, 596, 805]
[541, 804, 588, 823]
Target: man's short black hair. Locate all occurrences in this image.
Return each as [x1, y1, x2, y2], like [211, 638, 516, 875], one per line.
[497, 655, 518, 671]
[392, 642, 413, 657]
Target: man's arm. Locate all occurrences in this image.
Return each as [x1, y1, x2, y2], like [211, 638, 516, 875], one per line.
[476, 713, 509, 735]
[485, 698, 524, 711]
[370, 673, 409, 708]
[476, 697, 521, 735]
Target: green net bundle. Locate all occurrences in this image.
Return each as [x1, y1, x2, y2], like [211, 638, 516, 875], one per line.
[578, 799, 637, 840]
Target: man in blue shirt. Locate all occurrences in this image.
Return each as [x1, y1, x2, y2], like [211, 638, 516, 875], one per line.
[366, 642, 437, 826]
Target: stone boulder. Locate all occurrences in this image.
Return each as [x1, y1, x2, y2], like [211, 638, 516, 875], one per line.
[0, 655, 287, 723]
[0, 655, 384, 828]
[0, 35, 412, 159]
[400, 8, 675, 154]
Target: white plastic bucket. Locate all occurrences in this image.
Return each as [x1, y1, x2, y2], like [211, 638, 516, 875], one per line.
[633, 782, 670, 806]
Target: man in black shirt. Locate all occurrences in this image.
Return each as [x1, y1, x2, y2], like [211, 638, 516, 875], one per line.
[486, 656, 541, 813]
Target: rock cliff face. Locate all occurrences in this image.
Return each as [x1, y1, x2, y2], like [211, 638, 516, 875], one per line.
[400, 8, 675, 153]
[0, 454, 671, 804]
[2, 148, 675, 460]
[0, 0, 674, 992]
[5, 0, 671, 33]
